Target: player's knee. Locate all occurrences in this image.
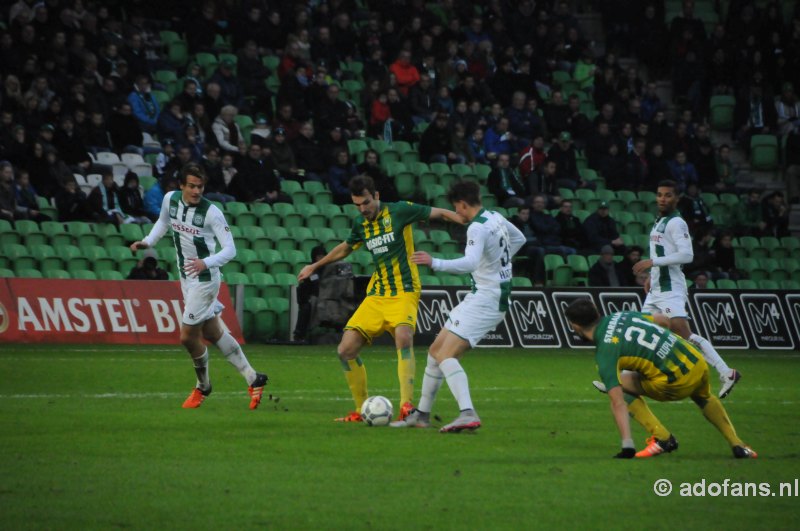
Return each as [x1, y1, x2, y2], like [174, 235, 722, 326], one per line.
[337, 344, 358, 360]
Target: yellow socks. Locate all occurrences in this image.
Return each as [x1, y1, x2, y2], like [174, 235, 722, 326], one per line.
[341, 357, 368, 410]
[627, 394, 671, 441]
[699, 396, 744, 447]
[397, 346, 416, 405]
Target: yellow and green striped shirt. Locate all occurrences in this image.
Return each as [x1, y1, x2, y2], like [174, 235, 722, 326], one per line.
[346, 201, 431, 296]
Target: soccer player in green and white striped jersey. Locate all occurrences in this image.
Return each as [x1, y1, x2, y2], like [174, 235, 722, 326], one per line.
[130, 163, 268, 409]
[631, 180, 740, 398]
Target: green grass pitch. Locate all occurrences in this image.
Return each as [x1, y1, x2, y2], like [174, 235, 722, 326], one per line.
[1, 344, 798, 530]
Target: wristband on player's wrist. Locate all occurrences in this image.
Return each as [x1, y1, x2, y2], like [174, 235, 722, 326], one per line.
[622, 438, 635, 449]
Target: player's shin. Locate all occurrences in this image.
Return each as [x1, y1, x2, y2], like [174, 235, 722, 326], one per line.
[695, 395, 744, 447]
[341, 357, 368, 410]
[192, 348, 211, 391]
[689, 333, 731, 374]
[626, 394, 670, 441]
[417, 354, 444, 414]
[440, 358, 474, 412]
[397, 346, 416, 406]
[216, 331, 257, 385]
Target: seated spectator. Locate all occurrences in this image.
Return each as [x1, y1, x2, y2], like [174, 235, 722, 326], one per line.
[508, 205, 545, 286]
[317, 85, 350, 137]
[53, 115, 92, 174]
[389, 50, 420, 96]
[690, 139, 717, 188]
[250, 114, 271, 147]
[762, 191, 790, 238]
[623, 137, 650, 191]
[711, 230, 743, 280]
[175, 78, 202, 114]
[127, 74, 159, 134]
[713, 144, 737, 193]
[231, 143, 291, 204]
[154, 139, 176, 178]
[547, 131, 588, 190]
[88, 170, 125, 225]
[530, 194, 576, 256]
[409, 73, 437, 125]
[506, 91, 543, 147]
[1, 162, 25, 223]
[484, 117, 514, 162]
[678, 183, 714, 234]
[12, 168, 50, 222]
[108, 102, 145, 155]
[143, 176, 179, 220]
[369, 91, 390, 137]
[291, 122, 326, 182]
[647, 142, 672, 183]
[554, 200, 584, 251]
[589, 245, 624, 287]
[532, 159, 562, 200]
[731, 189, 766, 237]
[127, 250, 169, 280]
[86, 111, 112, 153]
[685, 226, 716, 280]
[451, 123, 473, 165]
[488, 153, 528, 208]
[201, 146, 235, 204]
[157, 100, 189, 146]
[467, 128, 488, 164]
[327, 149, 359, 205]
[117, 172, 151, 224]
[270, 127, 300, 180]
[322, 127, 349, 168]
[667, 150, 699, 193]
[162, 145, 194, 182]
[419, 112, 456, 164]
[617, 245, 643, 286]
[518, 135, 547, 185]
[386, 87, 414, 141]
[357, 150, 398, 202]
[597, 142, 628, 190]
[55, 178, 94, 222]
[583, 201, 625, 254]
[209, 59, 246, 110]
[212, 105, 245, 156]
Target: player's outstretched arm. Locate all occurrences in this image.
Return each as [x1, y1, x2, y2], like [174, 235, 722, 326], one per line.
[608, 386, 635, 458]
[297, 241, 353, 282]
[133, 193, 172, 252]
[428, 207, 468, 224]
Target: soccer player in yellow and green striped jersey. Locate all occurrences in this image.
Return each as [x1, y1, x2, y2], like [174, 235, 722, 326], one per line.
[297, 175, 466, 422]
[565, 299, 757, 459]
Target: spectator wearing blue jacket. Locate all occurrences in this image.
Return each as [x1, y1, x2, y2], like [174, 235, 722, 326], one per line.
[156, 100, 189, 146]
[505, 91, 543, 147]
[667, 150, 699, 193]
[327, 149, 359, 205]
[143, 176, 178, 221]
[127, 75, 160, 134]
[484, 117, 514, 162]
[529, 194, 576, 256]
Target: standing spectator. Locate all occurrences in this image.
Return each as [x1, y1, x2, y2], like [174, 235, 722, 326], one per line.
[554, 200, 584, 251]
[291, 122, 327, 182]
[327, 149, 360, 205]
[487, 153, 527, 208]
[667, 150, 699, 193]
[212, 105, 245, 156]
[583, 201, 625, 254]
[419, 112, 456, 164]
[127, 74, 159, 134]
[588, 245, 624, 287]
[530, 194, 577, 256]
[388, 50, 420, 96]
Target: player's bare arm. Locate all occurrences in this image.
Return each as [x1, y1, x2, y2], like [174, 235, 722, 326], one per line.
[410, 251, 432, 266]
[632, 258, 653, 275]
[130, 241, 148, 252]
[297, 241, 353, 282]
[183, 258, 208, 277]
[428, 207, 468, 224]
[608, 386, 635, 457]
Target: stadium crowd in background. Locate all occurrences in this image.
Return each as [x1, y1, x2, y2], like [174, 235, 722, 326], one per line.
[0, 0, 798, 285]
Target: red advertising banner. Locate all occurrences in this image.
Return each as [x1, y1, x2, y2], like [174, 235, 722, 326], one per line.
[0, 279, 243, 344]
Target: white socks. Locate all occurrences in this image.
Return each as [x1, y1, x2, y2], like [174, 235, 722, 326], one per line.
[418, 354, 445, 414]
[216, 332, 257, 385]
[192, 348, 210, 391]
[440, 358, 474, 412]
[689, 333, 730, 375]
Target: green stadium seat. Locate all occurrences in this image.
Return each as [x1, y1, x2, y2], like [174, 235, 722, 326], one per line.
[302, 181, 326, 195]
[44, 269, 71, 279]
[709, 95, 735, 131]
[511, 276, 533, 287]
[780, 279, 800, 290]
[236, 249, 261, 276]
[567, 254, 589, 286]
[420, 274, 441, 286]
[437, 274, 463, 286]
[280, 179, 303, 195]
[0, 219, 20, 246]
[99, 270, 125, 281]
[750, 135, 779, 170]
[757, 279, 779, 290]
[243, 226, 271, 252]
[15, 219, 47, 246]
[347, 139, 368, 157]
[118, 224, 144, 243]
[312, 190, 333, 207]
[544, 254, 570, 286]
[781, 258, 800, 274]
[5, 243, 35, 271]
[16, 268, 43, 278]
[760, 257, 785, 281]
[95, 224, 125, 247]
[72, 269, 97, 280]
[31, 245, 63, 271]
[716, 279, 737, 289]
[759, 236, 782, 258]
[243, 297, 274, 340]
[262, 54, 280, 71]
[267, 297, 291, 340]
[0, 267, 14, 277]
[473, 164, 491, 183]
[737, 279, 758, 289]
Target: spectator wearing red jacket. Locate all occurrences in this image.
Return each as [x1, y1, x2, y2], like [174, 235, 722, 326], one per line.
[388, 50, 420, 96]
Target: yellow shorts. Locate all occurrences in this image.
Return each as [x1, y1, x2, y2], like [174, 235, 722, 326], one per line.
[344, 292, 420, 343]
[641, 357, 712, 402]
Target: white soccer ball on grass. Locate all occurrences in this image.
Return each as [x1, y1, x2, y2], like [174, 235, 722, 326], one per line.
[360, 396, 393, 426]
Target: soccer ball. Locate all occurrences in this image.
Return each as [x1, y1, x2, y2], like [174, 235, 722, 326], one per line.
[360, 396, 393, 426]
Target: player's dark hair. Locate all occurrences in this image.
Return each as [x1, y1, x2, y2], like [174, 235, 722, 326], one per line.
[565, 299, 601, 328]
[447, 179, 481, 206]
[657, 180, 678, 193]
[178, 162, 207, 184]
[348, 174, 376, 196]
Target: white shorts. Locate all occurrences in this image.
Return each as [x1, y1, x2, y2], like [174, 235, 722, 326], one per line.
[642, 290, 688, 319]
[181, 277, 224, 326]
[444, 292, 506, 347]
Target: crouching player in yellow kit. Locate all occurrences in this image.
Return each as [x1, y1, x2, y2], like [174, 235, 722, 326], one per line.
[565, 299, 757, 459]
[297, 175, 465, 422]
